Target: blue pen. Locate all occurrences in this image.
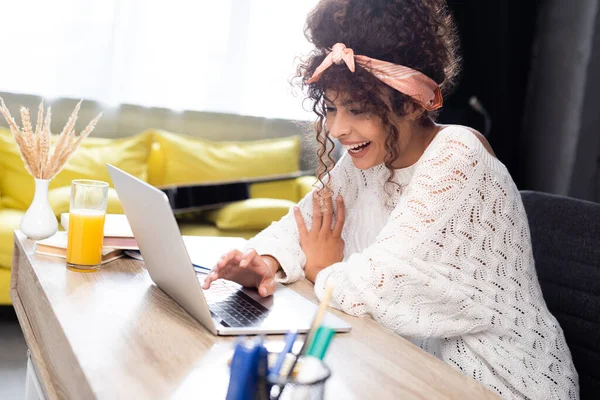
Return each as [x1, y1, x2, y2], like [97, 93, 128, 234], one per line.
[193, 264, 211, 274]
[269, 329, 299, 379]
[125, 250, 211, 273]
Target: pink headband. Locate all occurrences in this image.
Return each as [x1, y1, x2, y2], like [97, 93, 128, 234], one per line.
[307, 43, 443, 111]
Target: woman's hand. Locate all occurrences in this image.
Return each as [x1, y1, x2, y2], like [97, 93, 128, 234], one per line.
[294, 191, 345, 283]
[202, 249, 279, 297]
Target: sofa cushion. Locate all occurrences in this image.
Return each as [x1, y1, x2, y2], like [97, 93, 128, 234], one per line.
[0, 128, 153, 210]
[0, 159, 3, 209]
[0, 267, 11, 305]
[205, 198, 295, 231]
[150, 130, 301, 202]
[295, 176, 317, 201]
[0, 209, 25, 269]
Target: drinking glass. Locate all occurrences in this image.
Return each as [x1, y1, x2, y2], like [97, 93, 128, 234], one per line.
[66, 180, 109, 272]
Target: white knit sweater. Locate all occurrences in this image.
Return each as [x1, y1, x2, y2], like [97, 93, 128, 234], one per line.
[246, 125, 579, 399]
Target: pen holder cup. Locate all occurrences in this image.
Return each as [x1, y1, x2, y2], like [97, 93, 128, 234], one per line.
[267, 356, 331, 400]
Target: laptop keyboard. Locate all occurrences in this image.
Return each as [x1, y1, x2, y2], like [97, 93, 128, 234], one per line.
[203, 281, 270, 328]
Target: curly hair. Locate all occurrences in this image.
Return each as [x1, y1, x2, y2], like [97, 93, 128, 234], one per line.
[296, 0, 460, 196]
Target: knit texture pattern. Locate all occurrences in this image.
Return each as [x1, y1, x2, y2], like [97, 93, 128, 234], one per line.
[247, 126, 579, 399]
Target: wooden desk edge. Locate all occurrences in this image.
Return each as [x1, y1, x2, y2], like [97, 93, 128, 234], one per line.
[11, 232, 59, 399]
[10, 231, 94, 399]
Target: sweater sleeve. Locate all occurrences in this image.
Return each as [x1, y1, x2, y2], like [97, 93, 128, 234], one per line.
[245, 153, 354, 284]
[314, 129, 498, 338]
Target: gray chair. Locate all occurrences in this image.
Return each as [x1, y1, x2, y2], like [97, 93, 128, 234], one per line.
[521, 190, 600, 399]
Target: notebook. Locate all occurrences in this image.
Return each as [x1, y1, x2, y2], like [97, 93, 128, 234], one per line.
[34, 232, 124, 264]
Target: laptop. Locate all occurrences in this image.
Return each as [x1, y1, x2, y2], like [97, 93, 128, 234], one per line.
[107, 164, 352, 336]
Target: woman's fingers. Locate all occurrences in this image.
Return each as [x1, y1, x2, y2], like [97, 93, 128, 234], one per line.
[203, 250, 241, 289]
[312, 191, 322, 231]
[258, 276, 277, 297]
[215, 252, 242, 280]
[321, 191, 334, 232]
[203, 248, 279, 296]
[294, 206, 308, 238]
[202, 270, 219, 289]
[248, 255, 277, 296]
[333, 195, 345, 237]
[239, 249, 258, 268]
[216, 249, 241, 268]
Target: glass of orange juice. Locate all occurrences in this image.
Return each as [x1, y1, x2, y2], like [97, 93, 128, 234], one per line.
[66, 179, 109, 272]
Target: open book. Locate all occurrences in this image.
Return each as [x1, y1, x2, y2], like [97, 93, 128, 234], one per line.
[34, 232, 124, 264]
[60, 213, 138, 249]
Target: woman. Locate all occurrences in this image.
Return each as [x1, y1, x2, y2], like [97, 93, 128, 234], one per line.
[203, 0, 578, 398]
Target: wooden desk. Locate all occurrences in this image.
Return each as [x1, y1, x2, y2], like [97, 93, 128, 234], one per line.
[10, 231, 498, 399]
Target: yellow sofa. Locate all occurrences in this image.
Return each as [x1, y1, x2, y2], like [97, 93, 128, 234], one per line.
[0, 128, 315, 305]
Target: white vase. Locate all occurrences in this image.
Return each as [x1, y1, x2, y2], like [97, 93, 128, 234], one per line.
[20, 178, 58, 240]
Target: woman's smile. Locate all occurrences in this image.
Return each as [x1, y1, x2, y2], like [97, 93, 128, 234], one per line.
[344, 140, 372, 158]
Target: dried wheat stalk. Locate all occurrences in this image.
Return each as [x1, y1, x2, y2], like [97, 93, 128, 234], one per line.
[0, 97, 102, 180]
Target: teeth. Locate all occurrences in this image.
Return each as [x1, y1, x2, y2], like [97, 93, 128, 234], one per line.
[345, 141, 370, 150]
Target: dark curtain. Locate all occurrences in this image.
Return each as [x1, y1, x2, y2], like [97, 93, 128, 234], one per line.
[441, 0, 600, 203]
[440, 0, 540, 188]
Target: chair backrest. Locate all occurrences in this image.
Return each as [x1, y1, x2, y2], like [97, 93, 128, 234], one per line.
[521, 190, 600, 399]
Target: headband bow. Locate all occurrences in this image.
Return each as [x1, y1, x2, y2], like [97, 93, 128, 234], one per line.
[307, 43, 443, 111]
